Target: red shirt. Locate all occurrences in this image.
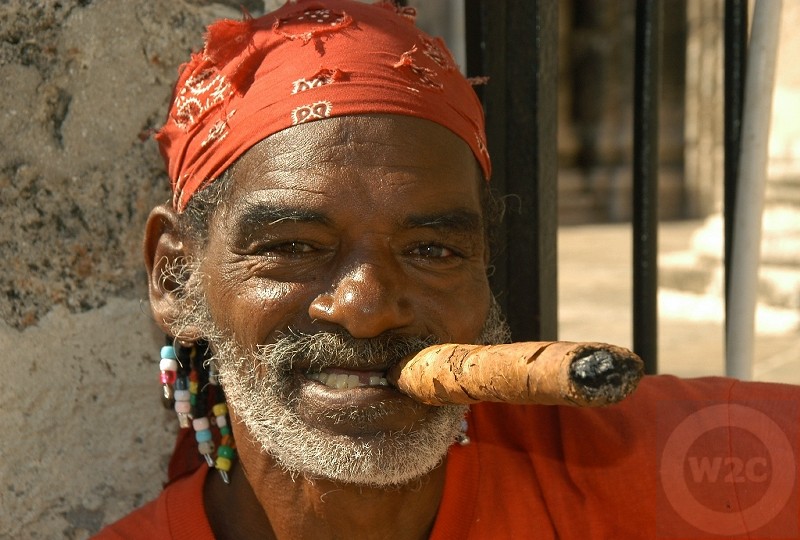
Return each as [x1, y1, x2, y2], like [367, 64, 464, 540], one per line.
[96, 375, 800, 539]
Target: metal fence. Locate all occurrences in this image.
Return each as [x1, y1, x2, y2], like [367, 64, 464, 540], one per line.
[465, 1, 759, 376]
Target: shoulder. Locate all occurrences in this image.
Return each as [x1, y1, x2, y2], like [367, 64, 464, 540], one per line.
[465, 374, 800, 472]
[92, 466, 213, 540]
[470, 374, 800, 430]
[458, 376, 800, 537]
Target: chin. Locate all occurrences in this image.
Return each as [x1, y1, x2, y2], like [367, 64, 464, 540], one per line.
[222, 359, 468, 487]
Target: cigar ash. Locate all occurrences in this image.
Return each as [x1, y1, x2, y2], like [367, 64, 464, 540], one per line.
[568, 348, 643, 405]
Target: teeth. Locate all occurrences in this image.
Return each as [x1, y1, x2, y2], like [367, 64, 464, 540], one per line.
[306, 370, 388, 389]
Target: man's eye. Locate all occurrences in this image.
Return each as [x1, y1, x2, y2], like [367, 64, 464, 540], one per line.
[270, 241, 315, 254]
[410, 244, 455, 258]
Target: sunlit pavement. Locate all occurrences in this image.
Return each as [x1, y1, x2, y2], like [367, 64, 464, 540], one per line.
[558, 220, 800, 384]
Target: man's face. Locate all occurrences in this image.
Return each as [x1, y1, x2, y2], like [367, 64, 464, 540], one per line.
[186, 114, 494, 485]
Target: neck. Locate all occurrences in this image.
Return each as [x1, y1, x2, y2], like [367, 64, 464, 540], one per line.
[205, 450, 447, 540]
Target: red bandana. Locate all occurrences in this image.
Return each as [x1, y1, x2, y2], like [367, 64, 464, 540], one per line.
[156, 0, 491, 211]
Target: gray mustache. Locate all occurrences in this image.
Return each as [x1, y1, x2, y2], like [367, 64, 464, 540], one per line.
[259, 331, 437, 372]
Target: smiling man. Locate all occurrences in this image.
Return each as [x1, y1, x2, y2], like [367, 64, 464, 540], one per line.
[103, 1, 503, 537]
[97, 1, 800, 539]
[143, 112, 501, 538]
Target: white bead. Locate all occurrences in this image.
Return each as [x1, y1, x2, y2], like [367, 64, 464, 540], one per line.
[198, 441, 215, 454]
[174, 401, 191, 414]
[193, 417, 210, 431]
[159, 358, 178, 371]
[215, 415, 227, 428]
[174, 390, 191, 401]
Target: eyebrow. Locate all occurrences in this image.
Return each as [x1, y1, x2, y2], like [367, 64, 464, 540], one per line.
[402, 209, 483, 234]
[234, 202, 330, 234]
[233, 201, 482, 236]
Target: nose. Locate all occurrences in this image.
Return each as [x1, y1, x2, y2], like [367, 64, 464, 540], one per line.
[308, 259, 414, 338]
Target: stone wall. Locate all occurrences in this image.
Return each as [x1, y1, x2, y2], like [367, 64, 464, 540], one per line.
[0, 1, 255, 537]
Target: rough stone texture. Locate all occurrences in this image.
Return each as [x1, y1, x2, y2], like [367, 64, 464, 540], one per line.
[1, 299, 173, 539]
[0, 1, 254, 537]
[0, 0, 249, 331]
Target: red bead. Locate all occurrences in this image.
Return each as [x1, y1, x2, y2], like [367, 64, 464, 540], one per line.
[160, 370, 177, 385]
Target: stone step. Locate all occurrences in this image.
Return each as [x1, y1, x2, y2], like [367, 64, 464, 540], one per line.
[660, 250, 800, 309]
[766, 177, 800, 206]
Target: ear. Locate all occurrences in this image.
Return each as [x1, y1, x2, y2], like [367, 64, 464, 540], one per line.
[143, 204, 202, 340]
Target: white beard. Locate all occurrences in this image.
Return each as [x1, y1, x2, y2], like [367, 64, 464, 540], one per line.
[213, 331, 469, 487]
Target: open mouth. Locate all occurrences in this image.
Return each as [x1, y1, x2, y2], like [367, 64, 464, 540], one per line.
[306, 367, 390, 389]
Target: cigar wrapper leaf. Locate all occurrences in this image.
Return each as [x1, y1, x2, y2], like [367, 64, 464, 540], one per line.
[388, 342, 644, 407]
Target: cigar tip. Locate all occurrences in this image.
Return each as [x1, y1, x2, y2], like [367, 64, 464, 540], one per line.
[569, 349, 644, 404]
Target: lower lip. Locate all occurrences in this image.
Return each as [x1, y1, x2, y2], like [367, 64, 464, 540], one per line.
[292, 371, 432, 435]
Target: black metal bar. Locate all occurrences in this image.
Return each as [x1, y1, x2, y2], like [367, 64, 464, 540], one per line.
[724, 0, 748, 321]
[465, 0, 559, 341]
[632, 0, 662, 374]
[464, 0, 485, 103]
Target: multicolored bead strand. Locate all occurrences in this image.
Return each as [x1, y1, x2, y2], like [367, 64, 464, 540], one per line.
[192, 344, 217, 468]
[158, 338, 237, 485]
[212, 402, 235, 484]
[193, 416, 215, 467]
[188, 370, 199, 408]
[159, 345, 178, 405]
[173, 385, 192, 429]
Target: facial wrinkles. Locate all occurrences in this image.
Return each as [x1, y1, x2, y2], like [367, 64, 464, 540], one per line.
[247, 117, 473, 190]
[167, 258, 510, 486]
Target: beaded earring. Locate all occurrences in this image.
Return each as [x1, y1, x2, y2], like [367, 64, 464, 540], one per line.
[159, 337, 236, 484]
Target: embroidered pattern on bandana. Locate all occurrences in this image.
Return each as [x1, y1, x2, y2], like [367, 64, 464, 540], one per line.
[173, 69, 233, 130]
[201, 110, 237, 148]
[476, 133, 489, 160]
[292, 74, 334, 94]
[273, 6, 351, 44]
[393, 45, 443, 91]
[160, 0, 492, 213]
[292, 101, 332, 124]
[422, 37, 456, 72]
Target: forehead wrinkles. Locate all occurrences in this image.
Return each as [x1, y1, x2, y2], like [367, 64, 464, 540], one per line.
[213, 115, 484, 226]
[248, 116, 476, 171]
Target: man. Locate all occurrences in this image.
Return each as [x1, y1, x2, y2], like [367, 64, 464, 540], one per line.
[99, 1, 800, 538]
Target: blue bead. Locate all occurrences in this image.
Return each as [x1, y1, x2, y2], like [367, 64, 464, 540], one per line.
[175, 377, 188, 391]
[195, 429, 213, 443]
[161, 345, 177, 359]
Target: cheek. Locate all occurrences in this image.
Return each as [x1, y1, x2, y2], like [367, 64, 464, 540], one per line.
[421, 273, 491, 342]
[205, 274, 321, 346]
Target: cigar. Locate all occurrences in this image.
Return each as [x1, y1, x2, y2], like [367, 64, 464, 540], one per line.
[387, 342, 644, 407]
